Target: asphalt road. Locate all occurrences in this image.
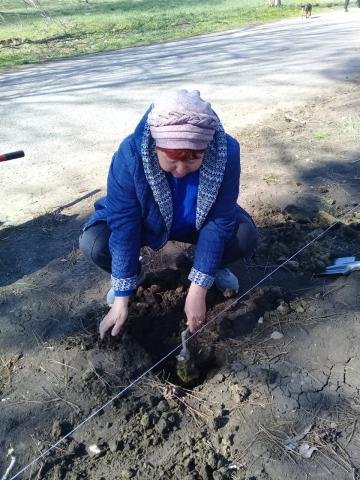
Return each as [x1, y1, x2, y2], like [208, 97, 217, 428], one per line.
[0, 10, 359, 227]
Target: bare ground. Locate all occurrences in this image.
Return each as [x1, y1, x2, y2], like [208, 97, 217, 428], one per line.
[0, 84, 360, 480]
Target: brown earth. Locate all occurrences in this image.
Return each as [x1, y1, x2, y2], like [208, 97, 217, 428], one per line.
[0, 84, 360, 480]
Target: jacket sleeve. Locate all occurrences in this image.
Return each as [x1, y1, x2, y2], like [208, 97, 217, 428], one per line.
[188, 140, 240, 288]
[107, 142, 142, 294]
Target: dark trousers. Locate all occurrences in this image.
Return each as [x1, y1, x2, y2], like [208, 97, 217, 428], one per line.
[344, 0, 360, 9]
[79, 215, 258, 274]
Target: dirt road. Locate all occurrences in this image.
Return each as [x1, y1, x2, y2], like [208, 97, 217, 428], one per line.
[0, 10, 359, 228]
[0, 9, 360, 480]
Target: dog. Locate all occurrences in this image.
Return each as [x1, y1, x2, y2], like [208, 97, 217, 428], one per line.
[300, 3, 312, 18]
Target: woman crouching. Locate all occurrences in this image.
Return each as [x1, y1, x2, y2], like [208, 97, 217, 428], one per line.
[79, 90, 258, 338]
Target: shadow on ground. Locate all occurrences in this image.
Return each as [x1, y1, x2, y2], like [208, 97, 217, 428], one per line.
[0, 189, 100, 287]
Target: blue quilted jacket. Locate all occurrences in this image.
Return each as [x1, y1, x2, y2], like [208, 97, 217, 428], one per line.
[84, 110, 245, 291]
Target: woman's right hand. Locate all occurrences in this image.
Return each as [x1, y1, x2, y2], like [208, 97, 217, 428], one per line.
[99, 296, 130, 339]
[185, 282, 207, 333]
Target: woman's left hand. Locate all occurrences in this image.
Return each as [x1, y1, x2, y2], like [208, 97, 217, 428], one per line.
[184, 283, 207, 333]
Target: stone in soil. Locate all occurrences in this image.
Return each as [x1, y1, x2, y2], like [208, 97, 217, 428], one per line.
[283, 205, 310, 224]
[50, 419, 71, 440]
[120, 468, 137, 479]
[156, 400, 169, 413]
[229, 383, 250, 403]
[108, 438, 124, 452]
[140, 412, 151, 429]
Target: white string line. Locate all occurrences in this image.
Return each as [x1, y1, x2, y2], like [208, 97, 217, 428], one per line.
[182, 203, 359, 343]
[9, 204, 358, 480]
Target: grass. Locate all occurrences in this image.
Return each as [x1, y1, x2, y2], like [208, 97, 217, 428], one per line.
[344, 116, 360, 140]
[0, 0, 344, 70]
[314, 130, 329, 140]
[263, 173, 281, 184]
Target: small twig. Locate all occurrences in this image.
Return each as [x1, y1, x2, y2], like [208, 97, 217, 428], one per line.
[51, 392, 80, 413]
[314, 455, 333, 475]
[32, 330, 45, 347]
[263, 253, 271, 275]
[234, 433, 258, 461]
[49, 360, 78, 371]
[305, 313, 342, 321]
[346, 419, 357, 447]
[164, 380, 215, 408]
[248, 401, 269, 408]
[34, 463, 45, 480]
[257, 423, 297, 464]
[88, 359, 111, 389]
[41, 386, 81, 412]
[40, 364, 63, 386]
[334, 439, 356, 471]
[284, 114, 306, 125]
[28, 434, 46, 479]
[322, 283, 349, 298]
[175, 393, 210, 421]
[4, 398, 58, 407]
[79, 317, 93, 335]
[317, 445, 352, 474]
[0, 451, 16, 480]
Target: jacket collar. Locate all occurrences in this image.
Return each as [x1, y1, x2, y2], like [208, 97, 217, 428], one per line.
[141, 120, 227, 233]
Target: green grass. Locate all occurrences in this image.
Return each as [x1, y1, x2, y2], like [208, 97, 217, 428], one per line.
[262, 173, 281, 184]
[314, 130, 329, 140]
[0, 0, 343, 70]
[344, 116, 360, 140]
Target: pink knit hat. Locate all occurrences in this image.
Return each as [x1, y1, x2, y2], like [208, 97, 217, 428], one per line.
[148, 89, 217, 150]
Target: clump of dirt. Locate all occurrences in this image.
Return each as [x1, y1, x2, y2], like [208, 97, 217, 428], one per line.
[254, 202, 360, 277]
[125, 268, 226, 387]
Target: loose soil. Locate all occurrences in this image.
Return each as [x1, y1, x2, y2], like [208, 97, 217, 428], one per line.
[0, 84, 360, 480]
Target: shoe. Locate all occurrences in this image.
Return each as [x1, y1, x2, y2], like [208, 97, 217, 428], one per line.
[214, 268, 239, 294]
[106, 266, 145, 306]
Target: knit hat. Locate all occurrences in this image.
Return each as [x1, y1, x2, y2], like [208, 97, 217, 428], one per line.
[147, 89, 217, 150]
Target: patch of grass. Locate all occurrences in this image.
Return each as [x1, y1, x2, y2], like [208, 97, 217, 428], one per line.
[314, 130, 328, 140]
[0, 0, 344, 70]
[0, 353, 22, 394]
[262, 173, 280, 184]
[344, 116, 360, 140]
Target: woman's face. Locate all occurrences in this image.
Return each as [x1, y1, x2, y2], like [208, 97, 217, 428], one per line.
[156, 149, 205, 178]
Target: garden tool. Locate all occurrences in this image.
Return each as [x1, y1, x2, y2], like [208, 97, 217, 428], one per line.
[0, 150, 24, 162]
[319, 257, 360, 276]
[177, 328, 190, 363]
[176, 328, 200, 385]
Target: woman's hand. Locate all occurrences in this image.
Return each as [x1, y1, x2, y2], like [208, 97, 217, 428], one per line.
[184, 283, 207, 333]
[99, 296, 130, 339]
